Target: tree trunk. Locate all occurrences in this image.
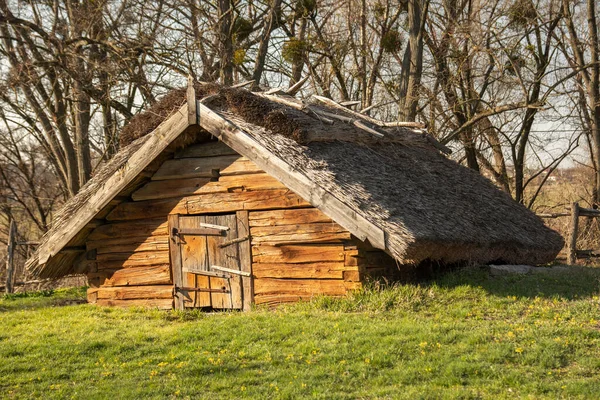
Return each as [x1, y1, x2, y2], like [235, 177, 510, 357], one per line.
[218, 0, 234, 85]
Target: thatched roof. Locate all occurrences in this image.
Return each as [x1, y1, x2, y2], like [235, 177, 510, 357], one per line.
[27, 83, 564, 278]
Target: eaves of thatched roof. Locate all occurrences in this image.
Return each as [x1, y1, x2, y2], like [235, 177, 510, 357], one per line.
[26, 81, 564, 278]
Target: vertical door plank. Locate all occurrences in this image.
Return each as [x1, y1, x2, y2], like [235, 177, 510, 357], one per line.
[168, 214, 183, 310]
[236, 210, 253, 311]
[180, 215, 211, 307]
[206, 214, 243, 309]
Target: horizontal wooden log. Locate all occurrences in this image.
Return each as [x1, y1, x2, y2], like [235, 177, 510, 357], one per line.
[254, 278, 360, 296]
[152, 156, 263, 181]
[132, 173, 286, 201]
[250, 222, 351, 244]
[96, 251, 170, 267]
[95, 298, 173, 309]
[88, 219, 168, 240]
[252, 262, 346, 279]
[106, 190, 310, 221]
[89, 236, 169, 254]
[249, 208, 332, 227]
[254, 294, 306, 306]
[89, 265, 172, 287]
[87, 288, 99, 303]
[252, 244, 345, 264]
[96, 285, 173, 300]
[175, 141, 238, 158]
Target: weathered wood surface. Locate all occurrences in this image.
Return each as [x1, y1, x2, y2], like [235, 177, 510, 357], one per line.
[89, 236, 169, 254]
[175, 140, 238, 158]
[249, 208, 332, 227]
[88, 265, 171, 287]
[250, 223, 351, 245]
[252, 245, 345, 264]
[152, 156, 263, 181]
[207, 214, 243, 309]
[253, 294, 304, 306]
[96, 251, 170, 266]
[195, 102, 387, 251]
[568, 202, 580, 265]
[96, 285, 173, 300]
[252, 262, 346, 279]
[87, 288, 99, 303]
[5, 220, 17, 294]
[37, 103, 189, 265]
[106, 190, 310, 221]
[132, 173, 285, 201]
[236, 211, 253, 311]
[88, 219, 168, 240]
[254, 278, 360, 296]
[179, 215, 210, 307]
[168, 214, 185, 310]
[96, 298, 173, 309]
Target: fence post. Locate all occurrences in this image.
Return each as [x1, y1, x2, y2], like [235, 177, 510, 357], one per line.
[567, 202, 580, 265]
[5, 219, 17, 294]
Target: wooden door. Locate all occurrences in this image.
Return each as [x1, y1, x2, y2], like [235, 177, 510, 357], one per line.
[169, 212, 252, 310]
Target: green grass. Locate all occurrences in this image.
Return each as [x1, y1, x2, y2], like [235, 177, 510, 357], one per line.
[2, 267, 600, 399]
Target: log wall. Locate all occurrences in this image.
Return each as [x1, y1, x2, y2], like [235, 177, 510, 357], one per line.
[85, 140, 363, 308]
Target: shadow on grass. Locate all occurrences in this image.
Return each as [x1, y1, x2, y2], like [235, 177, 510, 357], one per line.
[430, 265, 600, 300]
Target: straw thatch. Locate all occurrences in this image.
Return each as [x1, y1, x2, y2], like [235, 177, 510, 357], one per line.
[27, 84, 564, 278]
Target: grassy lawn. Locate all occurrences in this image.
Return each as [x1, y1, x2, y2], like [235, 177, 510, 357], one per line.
[1, 267, 600, 399]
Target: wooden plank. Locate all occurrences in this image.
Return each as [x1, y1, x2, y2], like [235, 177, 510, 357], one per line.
[175, 141, 238, 158]
[37, 103, 190, 266]
[89, 265, 172, 287]
[87, 288, 99, 303]
[568, 202, 580, 265]
[5, 220, 17, 294]
[254, 278, 360, 296]
[88, 219, 168, 241]
[179, 215, 210, 307]
[250, 222, 351, 244]
[106, 190, 310, 221]
[195, 102, 387, 251]
[91, 236, 169, 254]
[252, 245, 345, 264]
[131, 173, 285, 201]
[151, 155, 242, 181]
[96, 251, 170, 266]
[168, 214, 185, 310]
[236, 211, 253, 311]
[206, 214, 242, 309]
[249, 208, 332, 227]
[187, 76, 198, 125]
[96, 298, 173, 309]
[252, 262, 345, 279]
[178, 227, 227, 236]
[96, 285, 173, 300]
[254, 294, 307, 306]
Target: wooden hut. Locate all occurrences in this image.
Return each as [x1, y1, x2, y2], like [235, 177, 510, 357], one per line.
[25, 82, 564, 310]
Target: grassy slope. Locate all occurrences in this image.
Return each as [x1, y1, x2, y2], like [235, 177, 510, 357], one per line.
[1, 267, 600, 399]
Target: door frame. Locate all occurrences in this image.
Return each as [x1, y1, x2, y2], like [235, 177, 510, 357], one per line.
[168, 211, 253, 311]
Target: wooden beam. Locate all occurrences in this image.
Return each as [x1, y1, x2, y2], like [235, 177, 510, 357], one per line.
[232, 80, 255, 88]
[567, 202, 580, 265]
[187, 76, 198, 125]
[195, 103, 387, 251]
[285, 75, 309, 95]
[5, 220, 17, 294]
[236, 210, 253, 311]
[36, 103, 190, 267]
[168, 214, 185, 310]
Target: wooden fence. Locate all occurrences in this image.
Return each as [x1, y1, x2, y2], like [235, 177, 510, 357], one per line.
[539, 202, 600, 265]
[4, 220, 38, 294]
